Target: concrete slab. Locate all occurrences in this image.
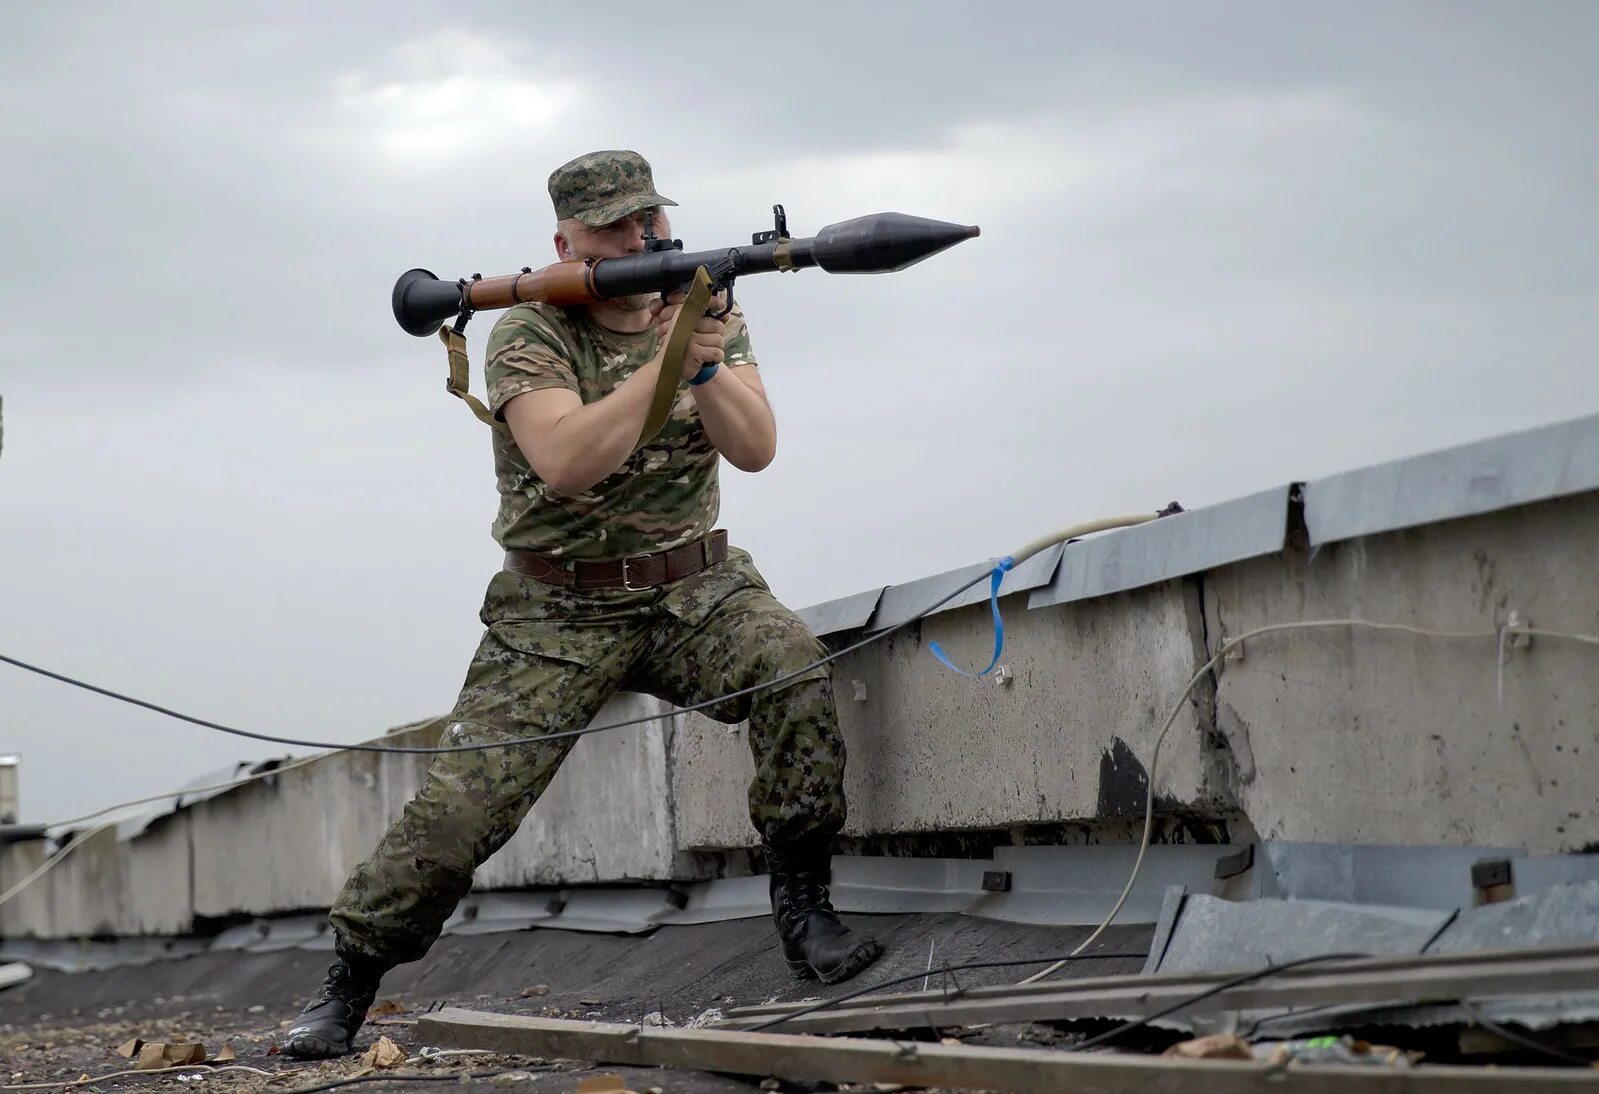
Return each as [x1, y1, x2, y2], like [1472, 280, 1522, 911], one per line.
[473, 694, 684, 887]
[671, 578, 1226, 850]
[1205, 490, 1599, 853]
[0, 815, 191, 939]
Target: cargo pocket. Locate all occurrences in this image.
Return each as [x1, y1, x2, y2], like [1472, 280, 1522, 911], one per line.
[489, 618, 618, 670]
[448, 617, 636, 750]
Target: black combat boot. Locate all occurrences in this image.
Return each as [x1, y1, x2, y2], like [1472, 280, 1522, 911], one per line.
[766, 840, 884, 984]
[281, 948, 389, 1059]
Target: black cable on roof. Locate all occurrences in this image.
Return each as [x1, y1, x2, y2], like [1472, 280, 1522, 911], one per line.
[0, 567, 996, 758]
[743, 949, 1150, 1033]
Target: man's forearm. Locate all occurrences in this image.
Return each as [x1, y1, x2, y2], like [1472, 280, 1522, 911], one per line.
[538, 357, 665, 493]
[692, 365, 777, 472]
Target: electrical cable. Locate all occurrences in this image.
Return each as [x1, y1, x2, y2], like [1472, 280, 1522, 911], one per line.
[6, 515, 1599, 991]
[1015, 618, 1599, 986]
[6, 615, 1596, 928]
[0, 516, 1147, 910]
[0, 515, 1157, 760]
[274, 1071, 544, 1094]
[0, 1065, 283, 1091]
[0, 823, 112, 909]
[0, 1051, 557, 1093]
[0, 742, 390, 909]
[5, 617, 1597, 928]
[742, 949, 1150, 1033]
[1064, 952, 1369, 1052]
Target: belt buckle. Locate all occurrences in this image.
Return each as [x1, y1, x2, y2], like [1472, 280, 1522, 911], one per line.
[621, 555, 651, 591]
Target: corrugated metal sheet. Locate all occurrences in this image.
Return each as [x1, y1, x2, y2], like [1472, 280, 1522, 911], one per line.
[1147, 893, 1450, 975]
[1030, 486, 1290, 609]
[1304, 412, 1599, 546]
[1140, 880, 1599, 1038]
[1313, 993, 1599, 1036]
[1428, 879, 1599, 954]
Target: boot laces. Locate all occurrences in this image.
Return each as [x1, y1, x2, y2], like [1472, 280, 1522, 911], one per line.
[316, 961, 376, 1007]
[779, 875, 839, 932]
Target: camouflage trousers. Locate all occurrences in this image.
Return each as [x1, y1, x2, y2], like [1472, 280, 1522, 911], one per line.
[328, 545, 847, 964]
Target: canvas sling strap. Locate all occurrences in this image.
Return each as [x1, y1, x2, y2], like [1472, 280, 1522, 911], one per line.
[435, 265, 716, 454]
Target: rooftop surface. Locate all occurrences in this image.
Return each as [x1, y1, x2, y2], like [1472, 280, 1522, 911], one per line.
[6, 416, 1599, 1089]
[3, 913, 1152, 1094]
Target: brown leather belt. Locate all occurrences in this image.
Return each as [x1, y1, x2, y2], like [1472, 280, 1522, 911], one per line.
[503, 529, 728, 591]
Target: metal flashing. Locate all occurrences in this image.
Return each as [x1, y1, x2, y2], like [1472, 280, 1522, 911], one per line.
[932, 543, 1067, 616]
[443, 891, 562, 936]
[0, 935, 210, 973]
[867, 560, 992, 633]
[1507, 851, 1599, 895]
[113, 803, 181, 843]
[113, 758, 293, 842]
[866, 544, 1065, 634]
[796, 587, 885, 638]
[1029, 486, 1291, 609]
[1140, 885, 1189, 976]
[210, 913, 333, 954]
[1304, 411, 1599, 546]
[538, 888, 683, 934]
[829, 853, 995, 914]
[1427, 879, 1599, 954]
[976, 844, 1249, 927]
[11, 845, 1599, 978]
[242, 914, 333, 953]
[1254, 842, 1524, 911]
[657, 875, 770, 925]
[1148, 893, 1451, 975]
[1218, 883, 1599, 1039]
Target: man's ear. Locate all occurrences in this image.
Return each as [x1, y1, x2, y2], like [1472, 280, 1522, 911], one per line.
[553, 229, 574, 260]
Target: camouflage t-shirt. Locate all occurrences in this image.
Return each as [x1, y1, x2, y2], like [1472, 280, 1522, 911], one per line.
[482, 301, 757, 561]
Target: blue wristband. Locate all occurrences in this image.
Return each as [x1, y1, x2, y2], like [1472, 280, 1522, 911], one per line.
[687, 363, 719, 386]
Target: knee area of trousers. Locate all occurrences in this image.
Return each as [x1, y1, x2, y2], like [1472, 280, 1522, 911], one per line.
[439, 719, 522, 747]
[763, 629, 830, 675]
[401, 800, 500, 872]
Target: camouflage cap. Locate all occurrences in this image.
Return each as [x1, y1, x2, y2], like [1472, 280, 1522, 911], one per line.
[548, 149, 677, 228]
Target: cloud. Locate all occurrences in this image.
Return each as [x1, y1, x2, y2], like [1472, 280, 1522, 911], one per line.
[315, 31, 583, 165]
[656, 86, 1368, 260]
[3, 2, 1598, 829]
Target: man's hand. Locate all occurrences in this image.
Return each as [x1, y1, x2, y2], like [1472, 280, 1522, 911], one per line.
[650, 291, 727, 379]
[646, 289, 777, 473]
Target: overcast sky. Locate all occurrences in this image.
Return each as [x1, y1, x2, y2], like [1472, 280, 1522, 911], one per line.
[3, 1, 1596, 826]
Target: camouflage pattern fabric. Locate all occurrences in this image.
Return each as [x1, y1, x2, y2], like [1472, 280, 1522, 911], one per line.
[327, 547, 846, 965]
[547, 149, 677, 226]
[483, 301, 757, 561]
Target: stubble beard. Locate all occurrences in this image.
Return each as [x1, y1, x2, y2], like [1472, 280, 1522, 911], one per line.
[569, 248, 654, 315]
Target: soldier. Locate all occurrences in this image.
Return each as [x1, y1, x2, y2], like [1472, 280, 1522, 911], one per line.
[282, 150, 884, 1059]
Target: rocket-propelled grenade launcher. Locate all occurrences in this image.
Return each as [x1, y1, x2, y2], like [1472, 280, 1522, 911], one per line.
[391, 205, 979, 445]
[391, 206, 981, 337]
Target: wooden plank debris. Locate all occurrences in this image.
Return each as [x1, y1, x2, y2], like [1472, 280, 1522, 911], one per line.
[716, 943, 1599, 1035]
[726, 944, 1599, 1019]
[415, 1006, 1597, 1093]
